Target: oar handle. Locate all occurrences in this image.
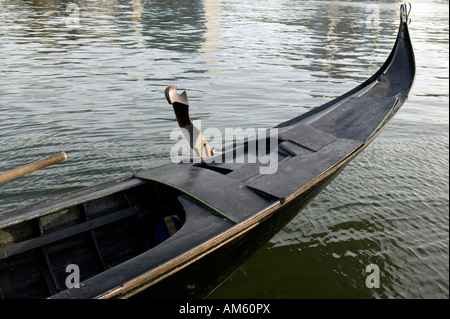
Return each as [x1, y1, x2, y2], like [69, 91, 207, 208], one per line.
[0, 152, 67, 184]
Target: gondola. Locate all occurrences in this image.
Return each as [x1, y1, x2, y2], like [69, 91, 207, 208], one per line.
[0, 4, 415, 299]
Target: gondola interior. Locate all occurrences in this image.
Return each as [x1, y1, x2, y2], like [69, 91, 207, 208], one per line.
[0, 181, 186, 299]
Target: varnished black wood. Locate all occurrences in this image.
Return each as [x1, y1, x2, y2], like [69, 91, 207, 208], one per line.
[0, 5, 415, 299]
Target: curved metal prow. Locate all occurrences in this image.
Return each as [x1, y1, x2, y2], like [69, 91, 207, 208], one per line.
[165, 86, 212, 159]
[400, 2, 412, 24]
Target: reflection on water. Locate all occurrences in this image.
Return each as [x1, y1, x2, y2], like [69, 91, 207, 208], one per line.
[199, 0, 222, 72]
[0, 0, 448, 299]
[129, 0, 145, 50]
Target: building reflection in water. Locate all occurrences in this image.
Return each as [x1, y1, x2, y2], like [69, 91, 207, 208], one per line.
[129, 0, 145, 49]
[2, 0, 398, 84]
[199, 0, 223, 74]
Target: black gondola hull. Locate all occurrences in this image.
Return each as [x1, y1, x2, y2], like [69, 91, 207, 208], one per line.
[0, 4, 415, 299]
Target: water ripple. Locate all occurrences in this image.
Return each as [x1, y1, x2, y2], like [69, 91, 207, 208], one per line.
[1, 0, 448, 299]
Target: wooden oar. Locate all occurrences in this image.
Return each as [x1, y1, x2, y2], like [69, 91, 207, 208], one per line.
[0, 152, 68, 184]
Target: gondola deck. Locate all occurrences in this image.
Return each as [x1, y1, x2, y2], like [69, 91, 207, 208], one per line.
[0, 4, 415, 299]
